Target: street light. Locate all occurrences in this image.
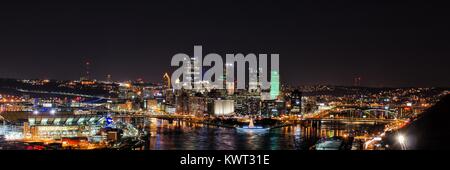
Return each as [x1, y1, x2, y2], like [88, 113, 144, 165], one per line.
[397, 134, 407, 150]
[397, 135, 405, 143]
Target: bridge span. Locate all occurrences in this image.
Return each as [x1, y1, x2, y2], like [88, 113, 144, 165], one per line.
[304, 117, 396, 124]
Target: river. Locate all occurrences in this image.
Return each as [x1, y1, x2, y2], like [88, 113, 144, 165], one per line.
[146, 118, 386, 150]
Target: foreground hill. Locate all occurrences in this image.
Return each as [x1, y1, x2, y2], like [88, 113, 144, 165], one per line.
[387, 94, 450, 150]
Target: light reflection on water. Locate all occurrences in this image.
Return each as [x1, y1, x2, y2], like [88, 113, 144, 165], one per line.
[147, 118, 385, 150]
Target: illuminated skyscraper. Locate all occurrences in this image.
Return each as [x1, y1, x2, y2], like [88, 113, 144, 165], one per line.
[270, 70, 280, 100]
[163, 73, 171, 90]
[192, 57, 202, 91]
[183, 57, 202, 91]
[225, 63, 234, 95]
[248, 67, 258, 93]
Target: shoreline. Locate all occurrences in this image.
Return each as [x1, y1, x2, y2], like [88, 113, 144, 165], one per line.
[157, 117, 299, 130]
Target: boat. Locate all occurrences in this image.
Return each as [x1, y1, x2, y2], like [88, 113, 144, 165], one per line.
[314, 137, 344, 150]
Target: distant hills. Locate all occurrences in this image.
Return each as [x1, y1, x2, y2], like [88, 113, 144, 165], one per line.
[0, 78, 115, 98]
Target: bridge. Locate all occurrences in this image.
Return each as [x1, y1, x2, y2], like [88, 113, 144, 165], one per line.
[325, 106, 403, 119]
[304, 117, 396, 124]
[300, 105, 410, 124]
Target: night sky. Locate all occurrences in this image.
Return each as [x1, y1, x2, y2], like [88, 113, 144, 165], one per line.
[0, 1, 449, 87]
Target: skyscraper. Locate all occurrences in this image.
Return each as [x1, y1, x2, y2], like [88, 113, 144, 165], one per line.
[225, 63, 234, 95]
[163, 73, 171, 90]
[290, 90, 302, 114]
[183, 57, 202, 91]
[270, 70, 280, 100]
[106, 74, 112, 82]
[80, 59, 91, 81]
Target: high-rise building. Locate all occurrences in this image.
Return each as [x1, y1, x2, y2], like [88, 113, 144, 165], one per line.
[192, 56, 202, 91]
[261, 100, 278, 117]
[354, 77, 362, 86]
[189, 93, 207, 116]
[176, 90, 190, 114]
[270, 70, 280, 100]
[248, 67, 258, 93]
[224, 63, 235, 95]
[106, 74, 112, 82]
[80, 60, 91, 81]
[163, 73, 171, 90]
[290, 90, 302, 114]
[183, 57, 202, 92]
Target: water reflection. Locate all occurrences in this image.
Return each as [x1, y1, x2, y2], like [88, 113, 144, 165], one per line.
[147, 118, 385, 150]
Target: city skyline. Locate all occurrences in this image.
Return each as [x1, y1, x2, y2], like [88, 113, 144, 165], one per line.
[0, 1, 449, 87]
[2, 2, 450, 164]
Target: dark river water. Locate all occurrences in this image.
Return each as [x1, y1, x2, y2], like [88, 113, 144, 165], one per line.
[147, 118, 385, 150]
